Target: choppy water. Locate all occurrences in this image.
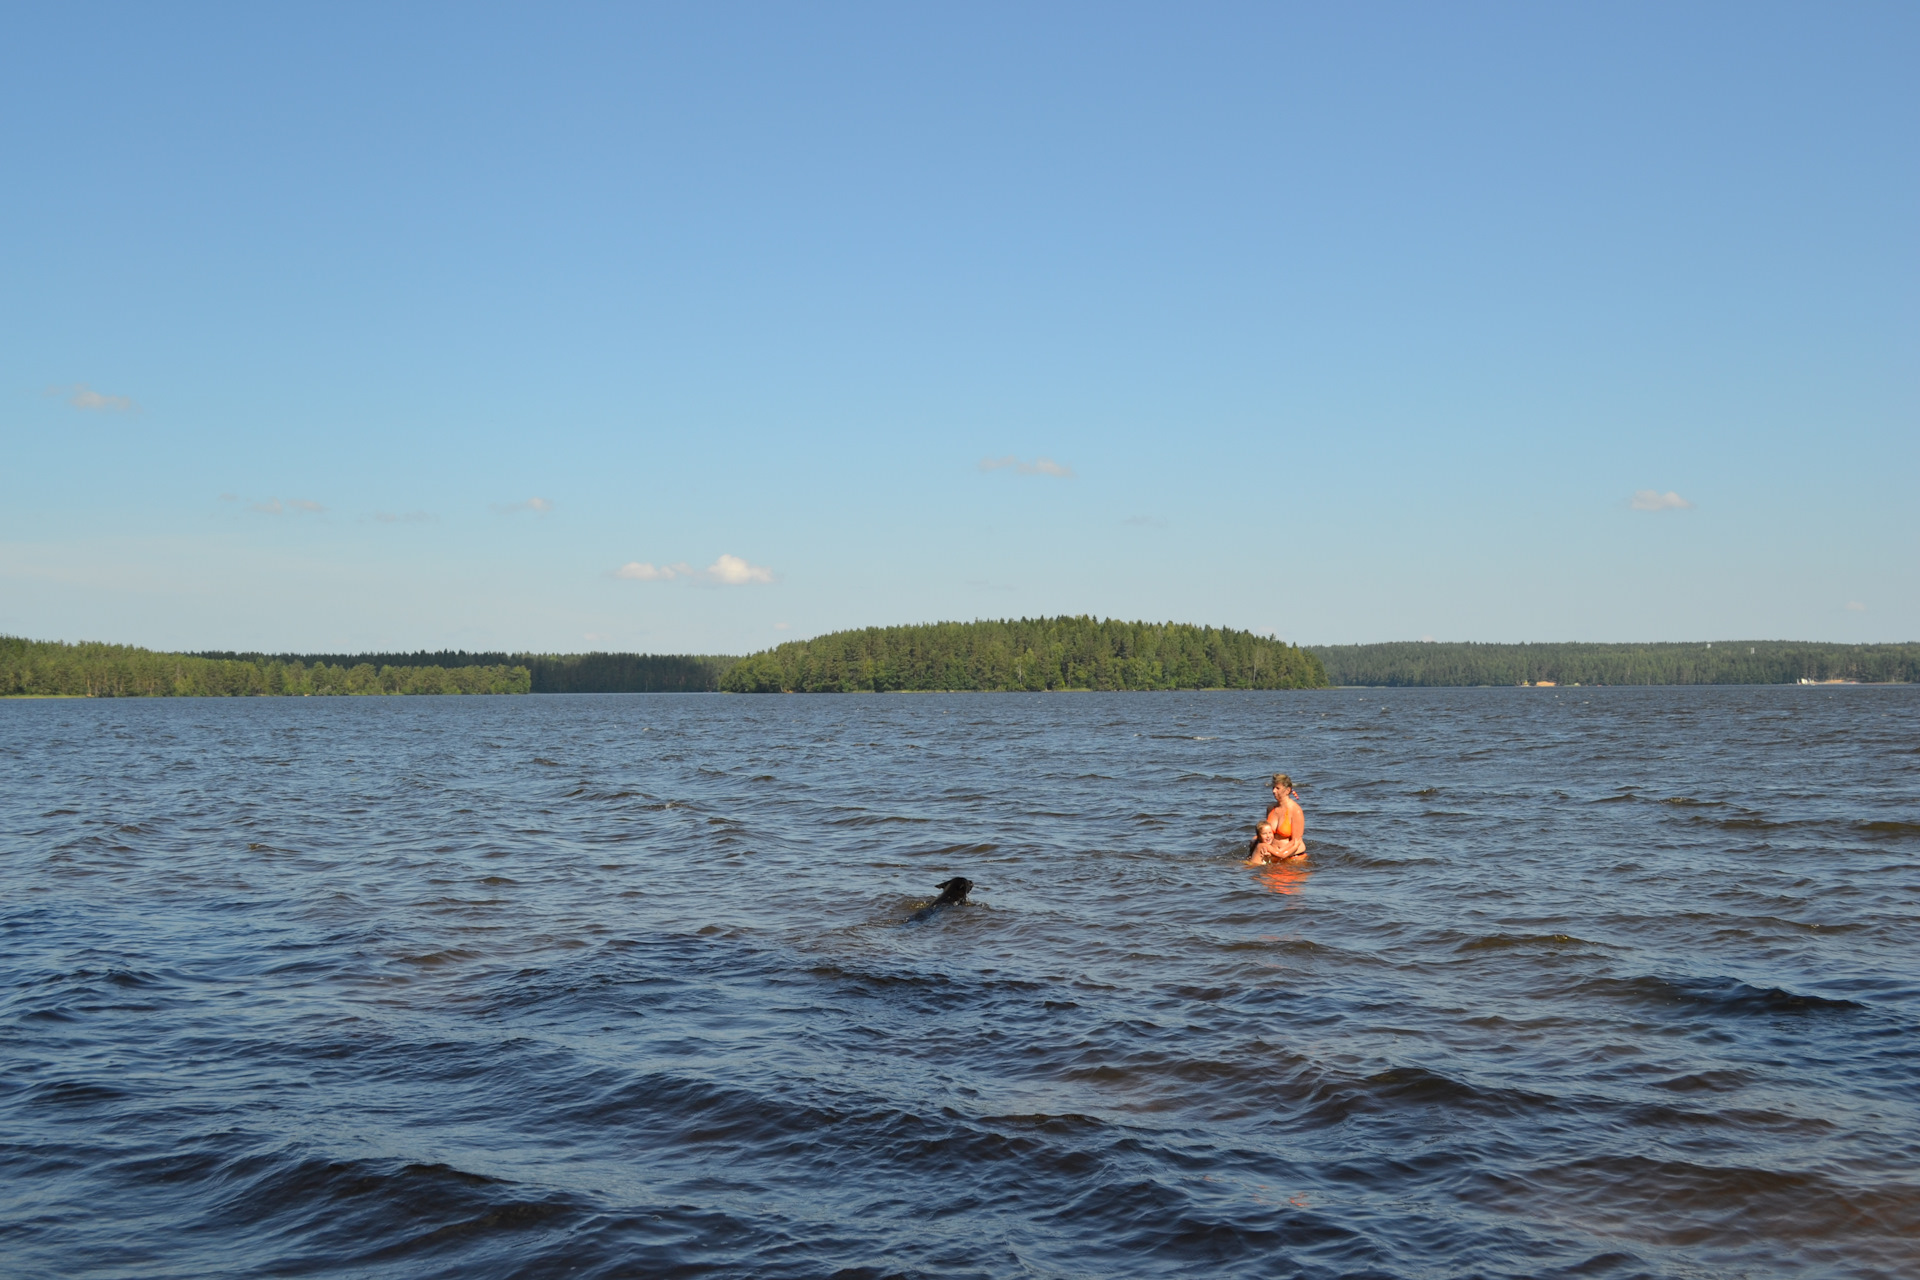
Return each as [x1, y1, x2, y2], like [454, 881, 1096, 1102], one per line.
[3, 687, 1917, 1279]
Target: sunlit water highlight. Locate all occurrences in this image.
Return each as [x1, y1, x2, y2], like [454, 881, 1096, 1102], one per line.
[3, 688, 1917, 1278]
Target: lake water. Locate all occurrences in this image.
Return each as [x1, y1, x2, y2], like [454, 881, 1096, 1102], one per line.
[3, 687, 1917, 1279]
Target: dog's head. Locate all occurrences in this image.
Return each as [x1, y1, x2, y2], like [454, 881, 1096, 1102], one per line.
[934, 876, 973, 902]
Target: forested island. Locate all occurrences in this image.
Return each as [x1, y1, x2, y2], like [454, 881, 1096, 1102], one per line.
[719, 617, 1326, 692]
[1310, 641, 1919, 686]
[2, 637, 529, 697]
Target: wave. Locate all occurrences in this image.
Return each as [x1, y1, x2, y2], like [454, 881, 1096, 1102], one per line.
[1582, 975, 1865, 1016]
[1456, 932, 1592, 952]
[1291, 1062, 1562, 1127]
[1477, 1152, 1920, 1267]
[824, 811, 934, 827]
[1856, 819, 1920, 841]
[1713, 815, 1785, 832]
[177, 1151, 587, 1274]
[1647, 1067, 1751, 1093]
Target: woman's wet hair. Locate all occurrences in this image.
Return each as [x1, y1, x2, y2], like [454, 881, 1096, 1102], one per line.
[1272, 773, 1294, 790]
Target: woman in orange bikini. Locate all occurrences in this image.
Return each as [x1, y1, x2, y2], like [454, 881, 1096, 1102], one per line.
[1246, 773, 1306, 864]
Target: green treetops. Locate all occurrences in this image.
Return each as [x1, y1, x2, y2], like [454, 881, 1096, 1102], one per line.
[719, 617, 1327, 693]
[1, 637, 530, 697]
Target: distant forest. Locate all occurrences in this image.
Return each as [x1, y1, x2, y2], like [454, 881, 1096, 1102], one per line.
[720, 617, 1327, 692]
[196, 650, 733, 694]
[1311, 641, 1920, 687]
[16, 633, 1912, 699]
[3, 637, 529, 697]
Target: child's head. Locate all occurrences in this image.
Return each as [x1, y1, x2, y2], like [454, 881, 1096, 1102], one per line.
[1257, 822, 1275, 839]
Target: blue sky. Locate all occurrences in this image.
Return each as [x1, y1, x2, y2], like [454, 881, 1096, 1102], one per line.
[3, 3, 1913, 654]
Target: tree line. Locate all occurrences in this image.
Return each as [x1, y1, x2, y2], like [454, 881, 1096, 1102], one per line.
[1310, 641, 1920, 686]
[3, 637, 530, 697]
[719, 617, 1328, 692]
[195, 649, 734, 693]
[41, 630, 1898, 698]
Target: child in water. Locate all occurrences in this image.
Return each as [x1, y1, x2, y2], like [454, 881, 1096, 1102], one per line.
[1245, 821, 1290, 865]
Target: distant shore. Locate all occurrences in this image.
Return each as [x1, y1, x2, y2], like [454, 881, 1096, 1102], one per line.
[7, 631, 1915, 697]
[2, 637, 529, 698]
[1310, 640, 1919, 688]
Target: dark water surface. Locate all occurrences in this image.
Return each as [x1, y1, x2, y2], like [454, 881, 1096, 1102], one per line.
[4, 688, 1917, 1279]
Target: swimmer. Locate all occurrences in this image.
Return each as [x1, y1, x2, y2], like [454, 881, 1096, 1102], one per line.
[1245, 821, 1288, 865]
[1263, 773, 1307, 860]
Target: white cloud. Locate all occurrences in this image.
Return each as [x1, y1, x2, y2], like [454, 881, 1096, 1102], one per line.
[1123, 514, 1164, 527]
[616, 561, 682, 581]
[248, 497, 325, 515]
[616, 554, 773, 584]
[980, 455, 1075, 478]
[1846, 601, 1867, 612]
[1630, 489, 1693, 511]
[705, 553, 773, 584]
[374, 510, 436, 524]
[64, 383, 137, 412]
[493, 497, 554, 514]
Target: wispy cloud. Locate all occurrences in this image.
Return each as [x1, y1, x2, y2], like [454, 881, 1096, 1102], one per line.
[1630, 489, 1693, 511]
[55, 383, 138, 413]
[492, 497, 554, 515]
[616, 553, 775, 585]
[980, 455, 1075, 478]
[1122, 514, 1165, 528]
[1846, 601, 1867, 612]
[249, 497, 326, 515]
[374, 510, 436, 524]
[615, 561, 690, 581]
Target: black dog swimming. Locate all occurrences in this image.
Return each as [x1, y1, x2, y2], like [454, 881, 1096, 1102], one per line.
[907, 877, 973, 923]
